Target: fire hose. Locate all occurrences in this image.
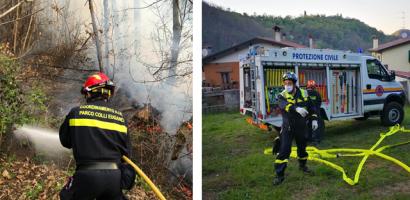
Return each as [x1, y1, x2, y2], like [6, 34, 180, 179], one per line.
[122, 156, 167, 200]
[264, 124, 410, 185]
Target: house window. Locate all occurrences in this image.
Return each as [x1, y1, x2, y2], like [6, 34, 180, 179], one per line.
[408, 50, 410, 63]
[221, 72, 230, 85]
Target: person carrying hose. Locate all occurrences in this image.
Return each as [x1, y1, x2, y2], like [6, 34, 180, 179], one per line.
[272, 72, 319, 185]
[306, 80, 324, 146]
[59, 72, 134, 199]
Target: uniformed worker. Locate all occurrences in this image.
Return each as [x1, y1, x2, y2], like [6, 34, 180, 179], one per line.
[306, 80, 324, 146]
[59, 72, 131, 199]
[273, 72, 319, 185]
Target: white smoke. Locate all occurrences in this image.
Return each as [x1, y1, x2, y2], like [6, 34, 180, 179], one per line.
[34, 0, 192, 134]
[100, 0, 192, 135]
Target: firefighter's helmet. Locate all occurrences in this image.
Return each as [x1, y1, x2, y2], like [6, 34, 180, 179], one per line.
[81, 72, 115, 96]
[307, 80, 316, 89]
[282, 72, 297, 83]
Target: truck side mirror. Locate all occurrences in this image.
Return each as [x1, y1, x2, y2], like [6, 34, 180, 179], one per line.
[390, 70, 396, 81]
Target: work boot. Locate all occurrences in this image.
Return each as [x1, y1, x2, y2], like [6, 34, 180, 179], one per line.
[299, 165, 313, 175]
[272, 176, 285, 186]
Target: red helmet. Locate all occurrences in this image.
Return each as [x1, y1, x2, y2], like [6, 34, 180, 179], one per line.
[307, 80, 316, 89]
[81, 72, 115, 95]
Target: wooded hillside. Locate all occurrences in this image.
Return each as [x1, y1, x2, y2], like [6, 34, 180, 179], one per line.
[203, 2, 398, 52]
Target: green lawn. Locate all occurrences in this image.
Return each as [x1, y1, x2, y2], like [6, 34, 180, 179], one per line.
[203, 107, 410, 200]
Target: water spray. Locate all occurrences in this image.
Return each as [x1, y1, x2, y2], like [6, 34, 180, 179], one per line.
[13, 125, 70, 158]
[13, 125, 167, 199]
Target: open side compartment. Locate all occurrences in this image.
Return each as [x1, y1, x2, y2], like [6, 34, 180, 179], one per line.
[330, 66, 361, 117]
[298, 67, 328, 102]
[263, 65, 295, 118]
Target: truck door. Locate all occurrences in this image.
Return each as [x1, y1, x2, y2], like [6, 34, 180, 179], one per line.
[363, 59, 390, 111]
[240, 65, 252, 114]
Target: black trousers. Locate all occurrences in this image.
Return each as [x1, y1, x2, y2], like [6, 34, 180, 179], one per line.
[60, 169, 125, 200]
[307, 117, 324, 143]
[274, 122, 308, 177]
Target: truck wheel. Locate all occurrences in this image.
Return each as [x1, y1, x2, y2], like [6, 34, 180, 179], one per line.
[381, 102, 404, 126]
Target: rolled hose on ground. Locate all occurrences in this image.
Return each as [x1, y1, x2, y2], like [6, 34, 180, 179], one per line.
[264, 124, 410, 185]
[122, 156, 167, 200]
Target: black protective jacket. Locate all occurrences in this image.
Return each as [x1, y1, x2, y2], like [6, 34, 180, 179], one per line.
[307, 88, 322, 111]
[277, 87, 318, 129]
[59, 100, 130, 165]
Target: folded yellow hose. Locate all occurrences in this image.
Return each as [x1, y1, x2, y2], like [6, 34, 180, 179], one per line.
[265, 86, 270, 113]
[122, 156, 166, 200]
[264, 124, 410, 185]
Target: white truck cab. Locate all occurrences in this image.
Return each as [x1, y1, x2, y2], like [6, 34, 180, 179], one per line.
[239, 47, 405, 130]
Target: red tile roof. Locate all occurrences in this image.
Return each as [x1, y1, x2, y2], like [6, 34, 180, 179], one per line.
[256, 37, 307, 48]
[395, 70, 410, 79]
[203, 37, 306, 64]
[369, 37, 410, 52]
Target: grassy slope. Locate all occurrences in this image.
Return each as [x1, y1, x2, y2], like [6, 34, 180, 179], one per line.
[203, 107, 410, 200]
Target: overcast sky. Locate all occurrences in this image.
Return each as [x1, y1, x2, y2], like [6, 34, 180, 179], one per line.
[204, 0, 409, 34]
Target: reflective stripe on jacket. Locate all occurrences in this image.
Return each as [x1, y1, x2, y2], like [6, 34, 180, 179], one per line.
[59, 100, 130, 165]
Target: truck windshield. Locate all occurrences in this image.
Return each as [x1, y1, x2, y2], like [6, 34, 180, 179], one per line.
[366, 59, 388, 81]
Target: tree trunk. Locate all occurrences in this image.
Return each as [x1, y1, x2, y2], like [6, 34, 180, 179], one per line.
[88, 0, 104, 73]
[168, 0, 182, 83]
[103, 0, 110, 74]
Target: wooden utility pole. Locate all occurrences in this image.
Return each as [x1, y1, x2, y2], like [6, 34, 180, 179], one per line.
[88, 0, 104, 73]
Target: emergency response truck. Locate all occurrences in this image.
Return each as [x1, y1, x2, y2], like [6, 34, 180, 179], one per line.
[239, 47, 406, 131]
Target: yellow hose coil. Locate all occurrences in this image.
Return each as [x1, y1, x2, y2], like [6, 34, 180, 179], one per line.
[264, 124, 410, 185]
[122, 156, 167, 200]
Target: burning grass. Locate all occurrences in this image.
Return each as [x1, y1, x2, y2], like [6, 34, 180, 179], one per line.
[1, 41, 192, 199]
[126, 104, 193, 200]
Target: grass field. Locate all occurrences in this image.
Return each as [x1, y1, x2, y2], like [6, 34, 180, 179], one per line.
[203, 107, 410, 200]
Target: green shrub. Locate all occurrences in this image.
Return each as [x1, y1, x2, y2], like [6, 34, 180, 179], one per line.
[0, 53, 47, 145]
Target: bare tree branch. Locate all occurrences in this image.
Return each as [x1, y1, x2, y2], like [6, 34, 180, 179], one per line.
[114, 0, 165, 12]
[0, 7, 44, 26]
[21, 13, 34, 52]
[0, 1, 23, 19]
[13, 0, 21, 53]
[23, 62, 98, 72]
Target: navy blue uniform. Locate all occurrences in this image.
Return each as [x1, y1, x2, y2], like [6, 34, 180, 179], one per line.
[307, 88, 323, 144]
[274, 87, 318, 177]
[59, 100, 130, 200]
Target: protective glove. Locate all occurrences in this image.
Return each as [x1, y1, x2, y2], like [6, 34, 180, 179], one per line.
[295, 107, 308, 117]
[312, 120, 318, 131]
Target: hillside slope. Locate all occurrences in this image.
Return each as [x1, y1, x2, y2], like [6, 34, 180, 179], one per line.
[203, 2, 398, 52]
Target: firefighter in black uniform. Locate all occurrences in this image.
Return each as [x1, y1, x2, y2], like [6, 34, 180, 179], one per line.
[273, 72, 319, 185]
[59, 72, 130, 199]
[306, 80, 323, 146]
